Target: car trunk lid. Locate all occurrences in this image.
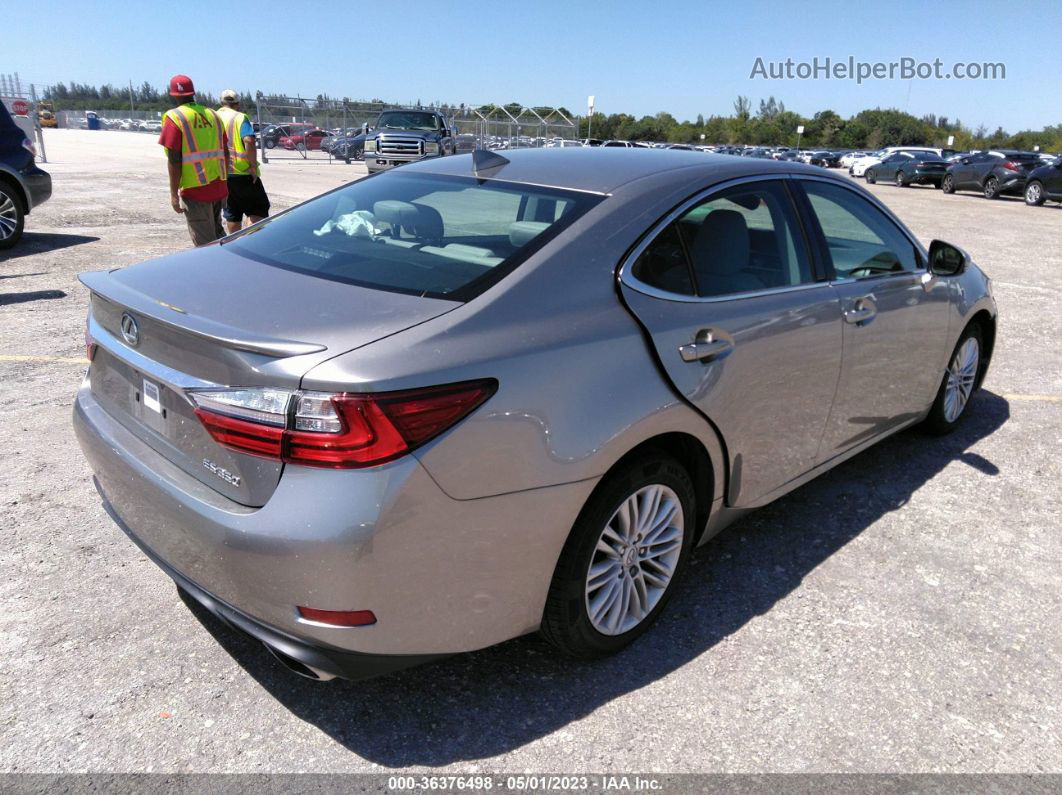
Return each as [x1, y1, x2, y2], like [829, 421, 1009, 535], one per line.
[81, 245, 459, 506]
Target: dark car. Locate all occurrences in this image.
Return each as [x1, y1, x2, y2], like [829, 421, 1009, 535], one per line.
[866, 151, 950, 188]
[1022, 156, 1062, 206]
[364, 109, 456, 174]
[332, 131, 370, 163]
[942, 150, 1043, 199]
[0, 102, 51, 249]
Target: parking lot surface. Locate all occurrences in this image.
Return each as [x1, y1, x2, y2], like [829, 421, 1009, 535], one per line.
[1, 130, 1060, 773]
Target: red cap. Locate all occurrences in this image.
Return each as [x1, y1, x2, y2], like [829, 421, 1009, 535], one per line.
[168, 75, 195, 97]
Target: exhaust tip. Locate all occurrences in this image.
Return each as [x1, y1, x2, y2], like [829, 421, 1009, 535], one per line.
[263, 643, 337, 682]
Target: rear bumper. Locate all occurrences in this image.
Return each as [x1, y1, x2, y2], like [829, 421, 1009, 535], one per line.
[998, 175, 1027, 193]
[22, 165, 51, 211]
[73, 379, 594, 672]
[100, 491, 444, 681]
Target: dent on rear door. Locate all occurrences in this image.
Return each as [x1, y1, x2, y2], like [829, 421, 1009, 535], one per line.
[621, 284, 842, 507]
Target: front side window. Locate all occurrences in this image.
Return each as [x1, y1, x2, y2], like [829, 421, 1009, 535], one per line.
[227, 172, 601, 301]
[801, 181, 920, 278]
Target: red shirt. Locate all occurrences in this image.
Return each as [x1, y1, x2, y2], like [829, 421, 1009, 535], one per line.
[159, 107, 229, 202]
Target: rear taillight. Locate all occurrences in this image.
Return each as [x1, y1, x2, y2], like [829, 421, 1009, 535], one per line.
[85, 319, 96, 361]
[21, 137, 36, 157]
[1002, 160, 1020, 172]
[188, 380, 496, 469]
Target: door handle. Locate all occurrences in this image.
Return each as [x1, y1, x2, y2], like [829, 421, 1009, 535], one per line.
[843, 298, 877, 325]
[678, 333, 733, 363]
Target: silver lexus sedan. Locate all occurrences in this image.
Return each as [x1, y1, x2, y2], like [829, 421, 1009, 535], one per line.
[73, 149, 997, 681]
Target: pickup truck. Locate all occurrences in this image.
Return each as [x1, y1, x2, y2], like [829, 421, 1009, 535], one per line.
[364, 109, 456, 174]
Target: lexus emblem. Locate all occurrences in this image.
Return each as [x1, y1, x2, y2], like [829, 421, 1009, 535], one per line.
[120, 312, 140, 346]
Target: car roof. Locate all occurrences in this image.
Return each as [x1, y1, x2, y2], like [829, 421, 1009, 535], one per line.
[408, 147, 830, 194]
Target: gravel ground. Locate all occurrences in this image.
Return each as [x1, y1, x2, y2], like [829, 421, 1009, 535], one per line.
[1, 130, 1059, 774]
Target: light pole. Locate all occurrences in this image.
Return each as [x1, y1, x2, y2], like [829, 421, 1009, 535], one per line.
[587, 95, 594, 141]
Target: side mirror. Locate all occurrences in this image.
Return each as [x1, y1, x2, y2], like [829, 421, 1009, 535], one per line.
[961, 158, 971, 165]
[928, 239, 968, 276]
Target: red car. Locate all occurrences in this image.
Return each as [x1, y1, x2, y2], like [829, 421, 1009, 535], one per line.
[280, 129, 332, 151]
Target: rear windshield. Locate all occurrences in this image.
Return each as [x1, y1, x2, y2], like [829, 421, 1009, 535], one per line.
[226, 172, 602, 301]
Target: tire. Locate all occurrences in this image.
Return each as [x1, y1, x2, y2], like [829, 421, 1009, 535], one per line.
[923, 322, 985, 435]
[983, 176, 1000, 199]
[540, 454, 696, 658]
[941, 174, 955, 194]
[896, 170, 908, 187]
[0, 182, 25, 250]
[1025, 180, 1046, 206]
[865, 169, 876, 184]
[265, 139, 276, 149]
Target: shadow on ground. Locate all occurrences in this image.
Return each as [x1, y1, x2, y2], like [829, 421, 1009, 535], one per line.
[180, 391, 1009, 767]
[1, 232, 99, 260]
[0, 289, 66, 306]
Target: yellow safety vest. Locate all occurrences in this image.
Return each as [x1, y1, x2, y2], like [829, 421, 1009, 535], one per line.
[216, 106, 256, 176]
[163, 103, 227, 191]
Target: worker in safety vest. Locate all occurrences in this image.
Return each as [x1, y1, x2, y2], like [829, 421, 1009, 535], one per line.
[216, 89, 270, 235]
[157, 74, 230, 246]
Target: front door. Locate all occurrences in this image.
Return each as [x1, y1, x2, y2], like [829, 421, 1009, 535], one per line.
[620, 178, 842, 506]
[795, 179, 951, 460]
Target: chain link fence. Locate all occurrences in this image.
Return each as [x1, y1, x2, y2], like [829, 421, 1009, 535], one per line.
[253, 95, 578, 164]
[1, 71, 581, 169]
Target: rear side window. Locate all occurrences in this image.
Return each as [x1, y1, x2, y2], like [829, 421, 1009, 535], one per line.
[631, 180, 813, 298]
[801, 181, 919, 277]
[227, 172, 601, 301]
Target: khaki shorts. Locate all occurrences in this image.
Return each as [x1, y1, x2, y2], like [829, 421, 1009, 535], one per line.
[181, 197, 224, 247]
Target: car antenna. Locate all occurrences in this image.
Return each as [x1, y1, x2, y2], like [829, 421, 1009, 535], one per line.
[473, 149, 509, 177]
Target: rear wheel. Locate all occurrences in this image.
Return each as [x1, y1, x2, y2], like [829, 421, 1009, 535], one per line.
[865, 169, 877, 184]
[541, 455, 695, 658]
[896, 170, 909, 187]
[0, 183, 25, 250]
[924, 323, 984, 434]
[941, 174, 956, 193]
[1025, 180, 1046, 206]
[983, 176, 1000, 199]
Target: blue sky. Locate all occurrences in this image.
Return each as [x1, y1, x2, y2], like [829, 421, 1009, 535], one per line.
[6, 0, 1060, 131]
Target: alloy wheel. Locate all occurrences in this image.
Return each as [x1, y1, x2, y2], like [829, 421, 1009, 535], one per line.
[0, 191, 18, 240]
[584, 484, 684, 636]
[1025, 182, 1044, 206]
[943, 337, 980, 423]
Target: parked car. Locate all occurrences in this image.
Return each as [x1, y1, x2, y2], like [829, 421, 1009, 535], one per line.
[1022, 155, 1062, 206]
[849, 151, 885, 176]
[602, 140, 635, 147]
[331, 131, 370, 163]
[864, 151, 949, 187]
[581, 138, 603, 147]
[0, 101, 51, 249]
[281, 129, 331, 151]
[363, 109, 456, 174]
[260, 123, 315, 149]
[142, 120, 162, 133]
[942, 150, 1043, 199]
[73, 149, 997, 682]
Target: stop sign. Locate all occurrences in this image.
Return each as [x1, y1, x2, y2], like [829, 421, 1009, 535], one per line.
[11, 99, 29, 116]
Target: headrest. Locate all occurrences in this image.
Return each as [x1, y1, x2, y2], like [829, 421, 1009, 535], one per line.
[372, 200, 444, 243]
[509, 221, 550, 248]
[373, 200, 418, 229]
[692, 209, 750, 276]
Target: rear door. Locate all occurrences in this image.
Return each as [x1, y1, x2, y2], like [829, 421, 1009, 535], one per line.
[619, 177, 842, 507]
[794, 178, 951, 460]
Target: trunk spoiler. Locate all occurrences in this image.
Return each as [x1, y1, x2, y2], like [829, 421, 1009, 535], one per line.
[79, 270, 327, 358]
